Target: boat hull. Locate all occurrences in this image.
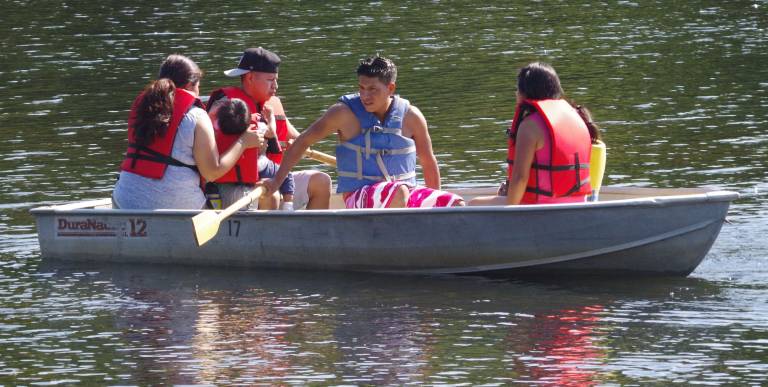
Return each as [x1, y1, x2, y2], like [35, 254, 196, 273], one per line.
[31, 188, 737, 277]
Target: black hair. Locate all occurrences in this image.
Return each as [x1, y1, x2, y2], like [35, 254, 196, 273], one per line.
[133, 54, 202, 146]
[357, 55, 397, 84]
[217, 98, 250, 135]
[511, 62, 601, 142]
[574, 104, 602, 143]
[517, 62, 563, 100]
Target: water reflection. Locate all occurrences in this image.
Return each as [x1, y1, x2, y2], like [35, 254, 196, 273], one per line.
[4, 261, 760, 385]
[511, 305, 607, 386]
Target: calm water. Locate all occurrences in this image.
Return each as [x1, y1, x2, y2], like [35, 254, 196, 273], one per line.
[1, 1, 767, 385]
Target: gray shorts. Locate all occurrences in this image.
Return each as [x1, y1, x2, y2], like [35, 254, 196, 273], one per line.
[291, 170, 312, 210]
[217, 184, 259, 210]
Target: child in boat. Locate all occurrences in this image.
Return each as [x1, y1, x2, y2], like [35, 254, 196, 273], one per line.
[208, 97, 294, 210]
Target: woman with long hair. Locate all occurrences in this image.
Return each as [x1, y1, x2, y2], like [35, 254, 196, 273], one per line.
[113, 54, 263, 209]
[471, 62, 601, 206]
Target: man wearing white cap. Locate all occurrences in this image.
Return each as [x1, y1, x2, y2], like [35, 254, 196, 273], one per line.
[207, 47, 331, 210]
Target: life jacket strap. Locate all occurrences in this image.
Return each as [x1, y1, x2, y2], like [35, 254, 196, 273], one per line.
[234, 165, 243, 184]
[367, 125, 403, 135]
[338, 141, 416, 181]
[126, 142, 198, 172]
[507, 158, 589, 171]
[526, 187, 552, 196]
[375, 153, 392, 181]
[340, 142, 416, 156]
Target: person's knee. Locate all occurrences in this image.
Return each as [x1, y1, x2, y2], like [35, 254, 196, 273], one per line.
[305, 171, 332, 209]
[258, 190, 280, 210]
[388, 184, 410, 208]
[309, 172, 332, 197]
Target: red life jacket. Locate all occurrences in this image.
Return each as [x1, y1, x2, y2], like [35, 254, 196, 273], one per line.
[213, 130, 259, 184]
[507, 99, 592, 204]
[209, 87, 289, 164]
[120, 88, 203, 179]
[207, 87, 260, 184]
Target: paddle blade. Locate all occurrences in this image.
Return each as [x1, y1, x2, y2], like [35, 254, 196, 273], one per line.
[192, 210, 221, 246]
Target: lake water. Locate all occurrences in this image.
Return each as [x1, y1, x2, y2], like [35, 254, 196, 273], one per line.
[1, 1, 767, 385]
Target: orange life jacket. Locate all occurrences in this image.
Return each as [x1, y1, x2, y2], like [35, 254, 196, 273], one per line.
[120, 88, 202, 179]
[208, 87, 289, 164]
[507, 99, 592, 204]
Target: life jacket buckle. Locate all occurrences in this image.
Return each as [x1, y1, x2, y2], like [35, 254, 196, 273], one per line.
[372, 125, 384, 133]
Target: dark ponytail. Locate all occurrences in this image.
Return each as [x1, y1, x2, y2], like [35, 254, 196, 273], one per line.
[573, 104, 601, 143]
[133, 54, 203, 146]
[133, 78, 175, 146]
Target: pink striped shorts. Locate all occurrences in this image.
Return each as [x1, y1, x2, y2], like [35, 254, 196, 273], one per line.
[343, 181, 464, 209]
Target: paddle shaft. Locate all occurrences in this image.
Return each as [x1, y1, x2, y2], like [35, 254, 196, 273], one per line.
[195, 150, 332, 246]
[218, 186, 265, 220]
[303, 148, 337, 167]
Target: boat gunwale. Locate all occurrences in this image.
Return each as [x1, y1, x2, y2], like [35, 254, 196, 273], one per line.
[29, 189, 739, 217]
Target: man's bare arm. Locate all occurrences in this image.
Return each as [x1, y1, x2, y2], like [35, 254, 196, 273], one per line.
[262, 103, 349, 194]
[285, 118, 301, 140]
[405, 105, 441, 190]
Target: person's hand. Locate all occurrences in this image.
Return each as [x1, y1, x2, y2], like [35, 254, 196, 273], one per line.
[256, 178, 279, 198]
[240, 125, 264, 148]
[261, 105, 278, 138]
[261, 105, 274, 122]
[497, 180, 509, 196]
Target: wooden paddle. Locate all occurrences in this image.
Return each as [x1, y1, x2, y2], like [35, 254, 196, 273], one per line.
[304, 148, 337, 167]
[192, 186, 264, 246]
[193, 148, 334, 246]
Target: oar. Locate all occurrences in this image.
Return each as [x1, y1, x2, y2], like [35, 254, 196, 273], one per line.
[192, 186, 264, 246]
[192, 149, 334, 246]
[304, 148, 337, 167]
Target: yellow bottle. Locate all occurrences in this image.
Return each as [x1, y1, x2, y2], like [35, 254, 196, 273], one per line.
[588, 140, 606, 201]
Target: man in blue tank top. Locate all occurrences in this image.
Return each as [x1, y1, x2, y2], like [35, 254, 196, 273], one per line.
[261, 55, 463, 208]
